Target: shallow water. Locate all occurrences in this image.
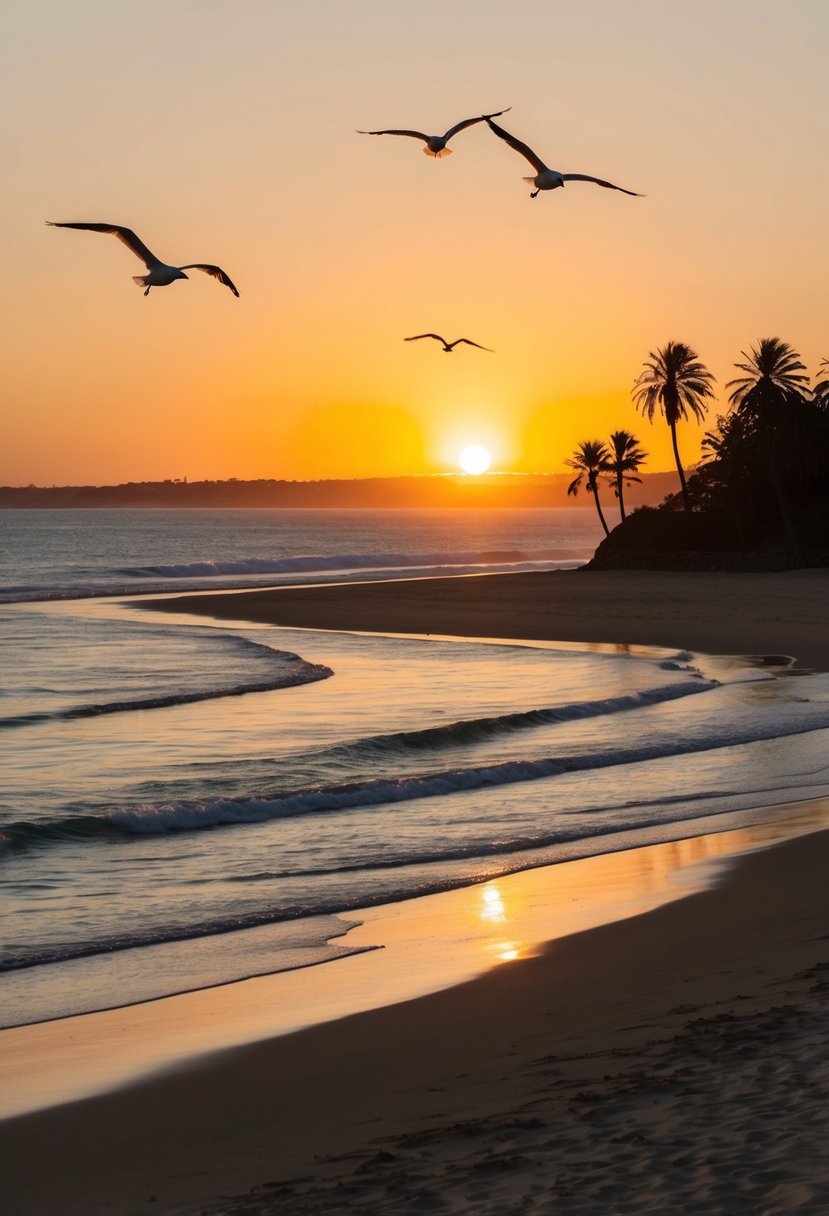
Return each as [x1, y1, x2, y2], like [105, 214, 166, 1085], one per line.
[3, 508, 829, 1027]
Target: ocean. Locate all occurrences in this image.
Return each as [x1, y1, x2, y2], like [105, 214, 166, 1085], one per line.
[3, 507, 829, 1029]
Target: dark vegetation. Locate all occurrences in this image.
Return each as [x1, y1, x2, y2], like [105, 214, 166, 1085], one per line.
[568, 339, 829, 570]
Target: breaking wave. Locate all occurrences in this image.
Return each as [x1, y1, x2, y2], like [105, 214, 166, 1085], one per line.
[0, 636, 332, 729]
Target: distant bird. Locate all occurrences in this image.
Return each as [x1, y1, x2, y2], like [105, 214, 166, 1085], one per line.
[358, 108, 511, 158]
[486, 117, 642, 199]
[405, 334, 493, 353]
[45, 222, 239, 296]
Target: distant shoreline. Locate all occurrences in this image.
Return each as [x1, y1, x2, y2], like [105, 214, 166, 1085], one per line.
[0, 472, 677, 510]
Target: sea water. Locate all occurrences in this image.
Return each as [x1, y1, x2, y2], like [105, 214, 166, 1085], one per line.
[2, 508, 829, 1027]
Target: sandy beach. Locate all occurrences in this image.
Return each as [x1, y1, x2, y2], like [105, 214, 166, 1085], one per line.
[3, 568, 828, 1214]
[143, 566, 829, 673]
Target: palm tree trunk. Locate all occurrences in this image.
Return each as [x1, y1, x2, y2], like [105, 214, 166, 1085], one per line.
[669, 419, 691, 511]
[590, 478, 610, 536]
[765, 436, 804, 562]
[616, 471, 627, 521]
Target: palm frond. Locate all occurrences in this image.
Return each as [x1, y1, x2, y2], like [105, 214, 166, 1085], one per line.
[633, 341, 716, 425]
[726, 338, 811, 410]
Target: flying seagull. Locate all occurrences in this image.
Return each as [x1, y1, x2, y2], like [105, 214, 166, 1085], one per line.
[405, 334, 493, 353]
[486, 118, 642, 199]
[358, 107, 511, 158]
[46, 222, 239, 296]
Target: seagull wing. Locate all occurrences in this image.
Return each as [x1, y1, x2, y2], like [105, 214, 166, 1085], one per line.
[45, 222, 161, 268]
[485, 119, 548, 173]
[561, 174, 642, 196]
[405, 333, 446, 344]
[178, 265, 240, 296]
[450, 339, 494, 352]
[356, 129, 430, 143]
[442, 107, 511, 141]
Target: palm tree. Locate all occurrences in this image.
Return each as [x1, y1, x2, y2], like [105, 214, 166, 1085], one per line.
[813, 357, 829, 404]
[566, 439, 612, 536]
[604, 429, 647, 521]
[632, 341, 716, 510]
[727, 338, 810, 411]
[726, 337, 811, 555]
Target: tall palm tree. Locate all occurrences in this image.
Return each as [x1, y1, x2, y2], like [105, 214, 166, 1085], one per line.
[632, 341, 716, 511]
[726, 337, 811, 555]
[813, 357, 829, 404]
[604, 429, 647, 521]
[727, 338, 810, 411]
[566, 439, 612, 536]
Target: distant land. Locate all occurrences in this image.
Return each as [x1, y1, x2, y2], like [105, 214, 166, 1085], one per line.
[0, 473, 679, 510]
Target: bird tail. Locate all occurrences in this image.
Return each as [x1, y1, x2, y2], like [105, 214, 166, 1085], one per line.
[132, 275, 150, 287]
[424, 147, 452, 158]
[522, 176, 537, 184]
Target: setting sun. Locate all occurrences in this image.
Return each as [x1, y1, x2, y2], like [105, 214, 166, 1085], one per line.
[458, 444, 492, 475]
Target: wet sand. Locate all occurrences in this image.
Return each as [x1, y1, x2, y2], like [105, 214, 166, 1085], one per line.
[1, 818, 827, 1215]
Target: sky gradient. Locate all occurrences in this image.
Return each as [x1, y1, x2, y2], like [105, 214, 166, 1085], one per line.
[2, 0, 827, 484]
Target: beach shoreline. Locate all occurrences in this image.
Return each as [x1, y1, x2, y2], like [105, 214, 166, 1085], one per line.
[4, 569, 828, 1213]
[2, 814, 827, 1214]
[139, 566, 829, 674]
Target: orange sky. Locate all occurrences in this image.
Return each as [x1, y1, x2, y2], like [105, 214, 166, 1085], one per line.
[2, 1, 827, 485]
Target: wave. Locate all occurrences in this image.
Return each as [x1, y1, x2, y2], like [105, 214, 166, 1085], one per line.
[25, 677, 829, 856]
[1, 757, 823, 974]
[0, 638, 332, 730]
[0, 550, 586, 605]
[123, 549, 572, 579]
[323, 678, 714, 757]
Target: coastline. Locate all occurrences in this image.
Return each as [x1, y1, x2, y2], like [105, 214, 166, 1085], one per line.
[4, 570, 828, 1213]
[140, 566, 829, 673]
[2, 815, 827, 1214]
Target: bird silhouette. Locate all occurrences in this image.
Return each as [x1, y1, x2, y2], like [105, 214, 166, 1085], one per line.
[405, 334, 493, 353]
[46, 222, 239, 296]
[358, 108, 511, 157]
[486, 118, 642, 199]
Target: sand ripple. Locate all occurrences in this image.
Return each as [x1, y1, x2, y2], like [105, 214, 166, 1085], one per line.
[207, 962, 828, 1215]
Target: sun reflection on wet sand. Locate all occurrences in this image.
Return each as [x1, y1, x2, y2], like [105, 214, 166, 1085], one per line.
[478, 884, 522, 961]
[480, 883, 507, 924]
[1, 798, 828, 1119]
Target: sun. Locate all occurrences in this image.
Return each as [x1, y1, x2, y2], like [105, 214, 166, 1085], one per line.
[458, 444, 492, 475]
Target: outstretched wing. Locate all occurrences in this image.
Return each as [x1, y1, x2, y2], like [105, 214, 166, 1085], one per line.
[356, 129, 429, 143]
[442, 107, 511, 141]
[561, 174, 642, 197]
[405, 333, 446, 344]
[179, 264, 240, 296]
[485, 119, 548, 173]
[450, 339, 494, 352]
[45, 221, 161, 268]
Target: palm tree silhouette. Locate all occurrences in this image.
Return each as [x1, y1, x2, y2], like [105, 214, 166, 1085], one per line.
[726, 338, 811, 555]
[604, 430, 647, 521]
[566, 439, 612, 536]
[633, 341, 716, 511]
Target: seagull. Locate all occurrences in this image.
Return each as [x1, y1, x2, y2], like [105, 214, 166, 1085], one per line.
[405, 334, 493, 353]
[486, 117, 642, 199]
[45, 222, 239, 296]
[357, 107, 511, 158]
